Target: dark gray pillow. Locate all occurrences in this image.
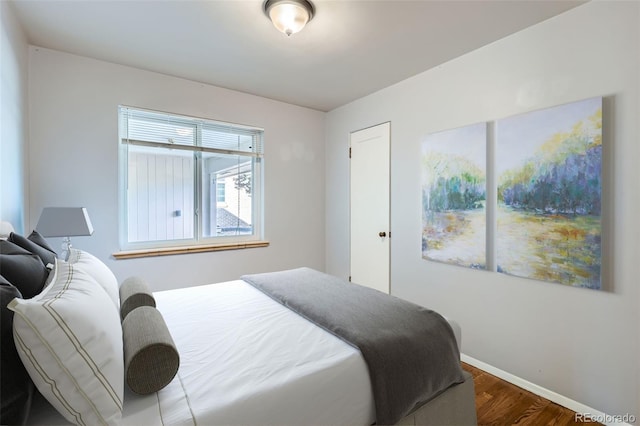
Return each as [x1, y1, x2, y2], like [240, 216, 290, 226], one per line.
[8, 232, 56, 266]
[0, 275, 34, 425]
[0, 240, 49, 299]
[27, 230, 57, 255]
[122, 306, 179, 395]
[119, 276, 156, 320]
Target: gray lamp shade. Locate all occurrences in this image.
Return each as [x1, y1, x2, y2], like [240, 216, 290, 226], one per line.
[36, 208, 94, 238]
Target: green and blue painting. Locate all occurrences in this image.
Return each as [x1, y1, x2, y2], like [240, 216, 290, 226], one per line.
[496, 97, 602, 289]
[421, 123, 487, 269]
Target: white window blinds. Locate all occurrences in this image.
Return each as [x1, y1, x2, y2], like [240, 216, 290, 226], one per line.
[119, 106, 264, 157]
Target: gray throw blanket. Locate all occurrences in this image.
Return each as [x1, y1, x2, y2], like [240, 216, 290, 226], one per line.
[242, 268, 465, 425]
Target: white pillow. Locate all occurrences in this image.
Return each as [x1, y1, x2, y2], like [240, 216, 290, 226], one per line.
[68, 248, 119, 309]
[8, 259, 124, 425]
[0, 221, 15, 239]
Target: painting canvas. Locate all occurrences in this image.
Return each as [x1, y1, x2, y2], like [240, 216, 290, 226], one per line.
[421, 123, 486, 269]
[496, 97, 602, 289]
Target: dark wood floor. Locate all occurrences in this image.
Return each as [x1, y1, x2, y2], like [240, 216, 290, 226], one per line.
[462, 363, 601, 425]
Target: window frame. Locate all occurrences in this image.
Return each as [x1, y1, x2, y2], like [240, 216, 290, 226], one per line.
[117, 105, 265, 253]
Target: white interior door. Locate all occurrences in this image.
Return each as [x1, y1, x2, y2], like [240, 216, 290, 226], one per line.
[350, 122, 390, 294]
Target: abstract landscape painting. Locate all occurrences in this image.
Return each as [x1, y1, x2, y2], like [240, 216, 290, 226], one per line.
[496, 97, 602, 289]
[421, 123, 486, 269]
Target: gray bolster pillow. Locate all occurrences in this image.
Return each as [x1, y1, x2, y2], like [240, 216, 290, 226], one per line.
[122, 306, 180, 395]
[119, 276, 156, 320]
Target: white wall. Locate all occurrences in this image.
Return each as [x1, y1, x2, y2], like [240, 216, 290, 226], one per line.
[28, 47, 326, 290]
[0, 1, 29, 232]
[326, 1, 639, 419]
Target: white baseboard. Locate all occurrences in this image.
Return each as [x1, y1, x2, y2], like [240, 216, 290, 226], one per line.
[461, 354, 635, 426]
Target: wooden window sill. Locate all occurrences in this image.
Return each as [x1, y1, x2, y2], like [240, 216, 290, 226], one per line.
[112, 240, 269, 260]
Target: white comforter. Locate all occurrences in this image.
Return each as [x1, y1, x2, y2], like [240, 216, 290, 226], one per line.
[28, 280, 376, 425]
[126, 280, 376, 425]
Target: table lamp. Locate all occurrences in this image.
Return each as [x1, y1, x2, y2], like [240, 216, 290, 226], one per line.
[36, 207, 94, 260]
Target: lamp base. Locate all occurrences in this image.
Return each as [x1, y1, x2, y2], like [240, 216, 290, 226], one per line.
[61, 237, 72, 261]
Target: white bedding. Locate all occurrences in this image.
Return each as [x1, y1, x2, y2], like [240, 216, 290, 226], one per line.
[27, 279, 463, 426]
[28, 280, 377, 425]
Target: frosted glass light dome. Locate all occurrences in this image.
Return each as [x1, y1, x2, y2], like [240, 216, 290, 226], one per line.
[265, 0, 314, 36]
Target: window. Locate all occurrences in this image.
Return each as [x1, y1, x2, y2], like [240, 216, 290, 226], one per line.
[216, 182, 226, 204]
[118, 106, 264, 252]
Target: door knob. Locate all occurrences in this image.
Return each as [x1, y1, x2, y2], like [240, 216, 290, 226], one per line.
[378, 231, 386, 237]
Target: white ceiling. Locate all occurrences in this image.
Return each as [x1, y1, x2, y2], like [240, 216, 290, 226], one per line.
[11, 0, 585, 112]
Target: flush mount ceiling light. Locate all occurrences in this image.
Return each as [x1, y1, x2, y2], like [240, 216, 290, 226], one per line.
[264, 0, 314, 37]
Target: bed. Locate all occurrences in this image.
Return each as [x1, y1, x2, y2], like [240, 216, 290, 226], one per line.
[1, 224, 476, 426]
